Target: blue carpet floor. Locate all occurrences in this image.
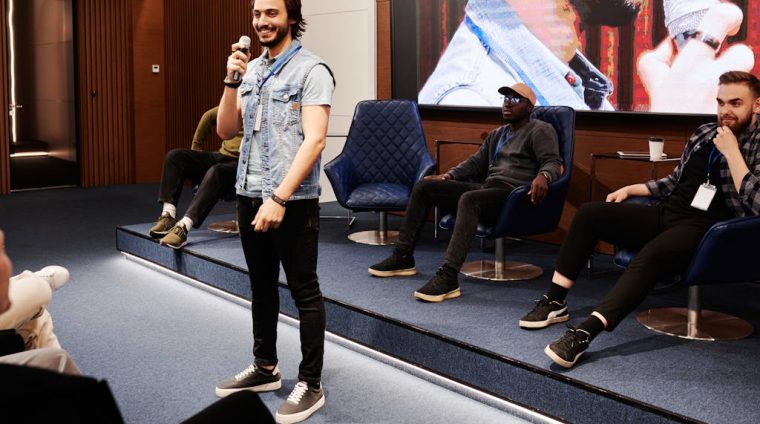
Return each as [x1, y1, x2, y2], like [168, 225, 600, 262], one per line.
[118, 203, 760, 424]
[0, 184, 537, 424]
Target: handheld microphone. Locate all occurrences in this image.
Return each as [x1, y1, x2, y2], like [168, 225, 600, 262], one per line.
[664, 0, 717, 44]
[232, 35, 251, 82]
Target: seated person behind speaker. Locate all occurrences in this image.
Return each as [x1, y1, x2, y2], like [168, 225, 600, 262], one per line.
[149, 106, 244, 248]
[369, 83, 561, 302]
[521, 71, 760, 368]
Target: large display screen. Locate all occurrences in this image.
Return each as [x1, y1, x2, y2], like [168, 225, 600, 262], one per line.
[392, 0, 760, 114]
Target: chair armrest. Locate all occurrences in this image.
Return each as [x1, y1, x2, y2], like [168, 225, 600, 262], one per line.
[684, 215, 760, 285]
[413, 158, 436, 183]
[324, 154, 357, 208]
[488, 178, 570, 237]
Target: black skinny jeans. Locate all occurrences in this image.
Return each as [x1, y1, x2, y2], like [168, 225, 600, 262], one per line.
[157, 149, 237, 227]
[396, 179, 513, 271]
[237, 196, 325, 386]
[555, 202, 716, 330]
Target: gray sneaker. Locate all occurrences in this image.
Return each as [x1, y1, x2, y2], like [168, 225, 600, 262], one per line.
[149, 212, 177, 238]
[215, 364, 282, 398]
[275, 381, 325, 424]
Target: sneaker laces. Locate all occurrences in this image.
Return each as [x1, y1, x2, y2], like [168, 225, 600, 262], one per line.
[557, 325, 590, 349]
[235, 364, 257, 381]
[170, 223, 187, 236]
[286, 381, 309, 404]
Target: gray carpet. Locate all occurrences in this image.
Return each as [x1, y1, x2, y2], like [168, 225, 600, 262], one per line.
[0, 184, 534, 424]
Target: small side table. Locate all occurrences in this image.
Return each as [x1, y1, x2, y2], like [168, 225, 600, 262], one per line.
[589, 152, 680, 201]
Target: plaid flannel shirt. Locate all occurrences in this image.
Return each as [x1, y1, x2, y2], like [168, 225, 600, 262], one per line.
[645, 120, 760, 217]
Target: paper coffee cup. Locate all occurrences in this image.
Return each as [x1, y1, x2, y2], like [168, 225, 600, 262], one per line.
[649, 137, 664, 161]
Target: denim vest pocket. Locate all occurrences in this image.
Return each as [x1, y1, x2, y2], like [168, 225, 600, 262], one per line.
[270, 85, 300, 126]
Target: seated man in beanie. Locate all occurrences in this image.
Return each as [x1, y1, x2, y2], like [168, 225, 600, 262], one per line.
[369, 83, 562, 302]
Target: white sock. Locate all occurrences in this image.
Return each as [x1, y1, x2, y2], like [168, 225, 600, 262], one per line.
[179, 216, 194, 231]
[162, 203, 177, 218]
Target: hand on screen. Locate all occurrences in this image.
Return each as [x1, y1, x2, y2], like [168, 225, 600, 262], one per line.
[638, 2, 754, 113]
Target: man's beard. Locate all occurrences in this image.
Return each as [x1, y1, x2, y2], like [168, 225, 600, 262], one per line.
[718, 112, 753, 134]
[571, 0, 641, 28]
[257, 23, 289, 48]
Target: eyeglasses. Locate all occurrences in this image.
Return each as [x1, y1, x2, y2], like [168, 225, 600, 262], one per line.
[503, 96, 523, 105]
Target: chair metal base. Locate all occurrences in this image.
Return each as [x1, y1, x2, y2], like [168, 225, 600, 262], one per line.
[207, 220, 239, 234]
[637, 308, 753, 341]
[460, 260, 543, 281]
[347, 230, 399, 246]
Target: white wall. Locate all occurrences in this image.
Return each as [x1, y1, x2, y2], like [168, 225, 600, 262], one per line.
[300, 0, 376, 202]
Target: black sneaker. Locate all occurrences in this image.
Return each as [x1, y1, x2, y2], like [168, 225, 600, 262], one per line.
[215, 364, 282, 397]
[519, 295, 569, 329]
[368, 251, 416, 277]
[414, 267, 460, 302]
[275, 381, 325, 424]
[544, 326, 591, 368]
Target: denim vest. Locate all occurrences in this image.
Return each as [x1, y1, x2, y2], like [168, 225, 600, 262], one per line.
[418, 0, 613, 110]
[236, 40, 332, 200]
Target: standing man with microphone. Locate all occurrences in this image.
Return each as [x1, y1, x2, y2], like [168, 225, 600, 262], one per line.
[215, 1, 334, 423]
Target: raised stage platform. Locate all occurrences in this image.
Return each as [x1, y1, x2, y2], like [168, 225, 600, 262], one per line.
[116, 206, 760, 424]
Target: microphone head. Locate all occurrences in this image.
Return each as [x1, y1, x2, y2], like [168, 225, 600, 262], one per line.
[238, 35, 251, 50]
[663, 0, 717, 37]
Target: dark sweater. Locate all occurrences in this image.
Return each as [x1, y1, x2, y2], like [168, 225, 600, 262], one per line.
[446, 120, 562, 189]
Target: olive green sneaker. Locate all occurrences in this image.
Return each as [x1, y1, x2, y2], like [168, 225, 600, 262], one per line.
[149, 212, 177, 238]
[159, 223, 188, 249]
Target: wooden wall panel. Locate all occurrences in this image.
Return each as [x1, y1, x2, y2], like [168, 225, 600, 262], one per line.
[77, 0, 135, 186]
[164, 0, 260, 154]
[0, 0, 9, 194]
[376, 0, 391, 100]
[132, 0, 165, 183]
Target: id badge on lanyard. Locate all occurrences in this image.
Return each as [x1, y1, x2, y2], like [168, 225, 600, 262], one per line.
[690, 145, 721, 211]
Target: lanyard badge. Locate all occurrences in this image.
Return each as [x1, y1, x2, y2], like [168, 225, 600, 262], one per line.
[691, 145, 721, 211]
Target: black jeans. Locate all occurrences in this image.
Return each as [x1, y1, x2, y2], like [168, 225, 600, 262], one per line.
[237, 196, 325, 386]
[396, 179, 513, 271]
[157, 149, 237, 227]
[555, 202, 716, 330]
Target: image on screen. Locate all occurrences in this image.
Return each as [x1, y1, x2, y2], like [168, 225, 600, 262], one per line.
[392, 0, 760, 114]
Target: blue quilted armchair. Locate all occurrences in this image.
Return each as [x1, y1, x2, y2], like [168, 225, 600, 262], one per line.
[438, 106, 576, 281]
[324, 100, 435, 245]
[614, 198, 760, 340]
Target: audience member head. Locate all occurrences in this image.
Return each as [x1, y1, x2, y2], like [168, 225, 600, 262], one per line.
[716, 71, 760, 133]
[0, 230, 12, 315]
[250, 0, 305, 45]
[498, 83, 536, 125]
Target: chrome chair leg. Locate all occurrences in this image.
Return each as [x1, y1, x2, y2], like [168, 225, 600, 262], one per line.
[348, 211, 399, 245]
[637, 286, 753, 341]
[460, 238, 543, 281]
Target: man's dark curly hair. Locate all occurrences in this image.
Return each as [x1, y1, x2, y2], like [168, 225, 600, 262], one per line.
[570, 0, 642, 29]
[251, 0, 307, 39]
